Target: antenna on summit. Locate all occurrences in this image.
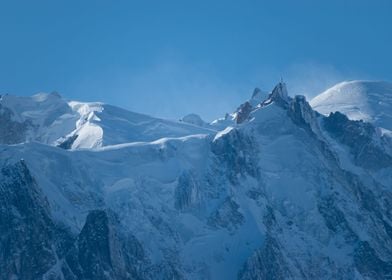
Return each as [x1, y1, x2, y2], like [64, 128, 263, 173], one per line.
[280, 76, 284, 83]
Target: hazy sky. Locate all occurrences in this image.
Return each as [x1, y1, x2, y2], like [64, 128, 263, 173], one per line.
[1, 0, 391, 121]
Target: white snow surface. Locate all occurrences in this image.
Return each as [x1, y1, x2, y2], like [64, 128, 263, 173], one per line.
[311, 80, 392, 130]
[180, 113, 209, 127]
[0, 93, 216, 149]
[0, 92, 79, 143]
[1, 83, 392, 279]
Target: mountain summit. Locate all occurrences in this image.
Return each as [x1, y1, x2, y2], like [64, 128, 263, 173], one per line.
[311, 80, 392, 131]
[1, 82, 392, 279]
[0, 94, 214, 149]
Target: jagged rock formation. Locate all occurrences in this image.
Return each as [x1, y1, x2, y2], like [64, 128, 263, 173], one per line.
[64, 210, 148, 280]
[0, 104, 31, 144]
[207, 197, 245, 231]
[234, 102, 253, 124]
[1, 81, 392, 279]
[311, 80, 392, 131]
[261, 82, 289, 107]
[0, 160, 62, 280]
[174, 171, 201, 211]
[0, 160, 150, 280]
[323, 111, 392, 170]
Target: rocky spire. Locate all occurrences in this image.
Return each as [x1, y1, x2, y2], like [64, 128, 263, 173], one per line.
[251, 88, 262, 99]
[234, 101, 253, 124]
[261, 82, 290, 108]
[288, 95, 320, 133]
[270, 82, 289, 103]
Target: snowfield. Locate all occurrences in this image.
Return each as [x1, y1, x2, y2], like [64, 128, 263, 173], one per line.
[1, 81, 392, 279]
[0, 92, 216, 149]
[311, 80, 392, 131]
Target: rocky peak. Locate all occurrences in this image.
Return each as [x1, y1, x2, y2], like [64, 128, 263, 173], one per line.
[0, 160, 62, 280]
[65, 209, 148, 280]
[251, 87, 262, 99]
[234, 101, 253, 124]
[249, 87, 269, 107]
[272, 82, 288, 100]
[250, 83, 321, 134]
[288, 95, 320, 133]
[258, 82, 290, 109]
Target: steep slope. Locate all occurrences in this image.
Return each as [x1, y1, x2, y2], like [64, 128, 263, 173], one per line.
[310, 80, 392, 131]
[66, 101, 215, 149]
[0, 93, 215, 149]
[0, 161, 149, 280]
[179, 87, 269, 130]
[210, 87, 269, 128]
[1, 82, 392, 279]
[0, 92, 78, 145]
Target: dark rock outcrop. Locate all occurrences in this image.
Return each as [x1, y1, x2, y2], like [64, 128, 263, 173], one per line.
[239, 235, 291, 280]
[0, 161, 149, 280]
[174, 171, 200, 211]
[207, 197, 244, 231]
[65, 210, 148, 280]
[323, 111, 392, 170]
[0, 160, 72, 280]
[235, 102, 253, 124]
[57, 134, 79, 150]
[211, 128, 259, 184]
[0, 105, 31, 144]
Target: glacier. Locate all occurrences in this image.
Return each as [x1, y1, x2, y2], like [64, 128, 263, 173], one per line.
[310, 80, 392, 132]
[1, 81, 392, 279]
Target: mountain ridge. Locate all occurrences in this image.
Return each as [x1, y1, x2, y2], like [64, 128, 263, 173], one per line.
[0, 92, 216, 149]
[1, 81, 392, 279]
[311, 80, 392, 132]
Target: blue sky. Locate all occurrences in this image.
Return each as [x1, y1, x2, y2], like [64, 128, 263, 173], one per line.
[0, 0, 391, 120]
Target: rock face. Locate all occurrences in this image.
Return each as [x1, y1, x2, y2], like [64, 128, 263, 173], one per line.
[65, 210, 148, 280]
[0, 104, 31, 144]
[239, 235, 291, 280]
[323, 111, 392, 170]
[234, 102, 253, 124]
[174, 171, 201, 211]
[207, 197, 244, 231]
[261, 82, 289, 108]
[211, 127, 259, 184]
[0, 160, 74, 280]
[288, 95, 320, 133]
[311, 80, 392, 131]
[0, 161, 149, 280]
[57, 134, 79, 150]
[1, 82, 392, 279]
[0, 92, 77, 145]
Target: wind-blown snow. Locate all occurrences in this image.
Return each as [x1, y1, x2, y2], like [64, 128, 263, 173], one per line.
[311, 80, 392, 131]
[0, 93, 216, 149]
[1, 82, 392, 279]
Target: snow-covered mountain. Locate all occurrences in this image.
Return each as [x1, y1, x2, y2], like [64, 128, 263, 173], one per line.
[1, 82, 392, 279]
[310, 80, 392, 132]
[210, 87, 269, 129]
[0, 92, 215, 149]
